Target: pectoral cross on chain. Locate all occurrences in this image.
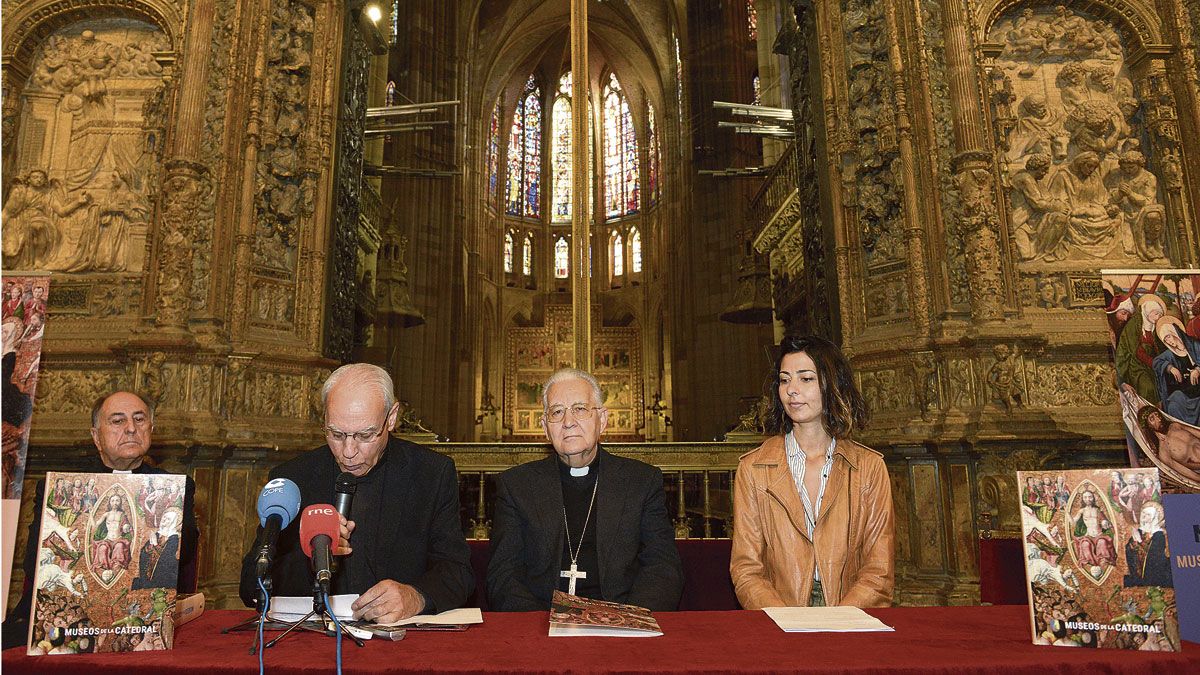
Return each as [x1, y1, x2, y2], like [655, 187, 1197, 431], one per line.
[560, 562, 587, 595]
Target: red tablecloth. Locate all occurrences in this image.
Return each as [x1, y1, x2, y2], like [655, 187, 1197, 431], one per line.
[3, 606, 1197, 674]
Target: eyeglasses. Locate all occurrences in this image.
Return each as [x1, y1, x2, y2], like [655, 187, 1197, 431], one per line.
[325, 413, 390, 444]
[325, 426, 388, 444]
[543, 404, 600, 424]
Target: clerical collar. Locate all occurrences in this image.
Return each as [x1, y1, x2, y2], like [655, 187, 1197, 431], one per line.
[558, 448, 601, 479]
[113, 470, 133, 474]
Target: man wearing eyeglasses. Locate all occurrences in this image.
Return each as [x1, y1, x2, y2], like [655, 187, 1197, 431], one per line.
[2, 391, 199, 649]
[486, 368, 682, 611]
[237, 363, 472, 623]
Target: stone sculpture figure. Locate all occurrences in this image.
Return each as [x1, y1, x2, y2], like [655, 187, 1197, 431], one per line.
[1047, 151, 1126, 259]
[66, 173, 147, 273]
[1010, 153, 1070, 261]
[1105, 151, 1166, 261]
[1, 169, 93, 270]
[1008, 95, 1065, 164]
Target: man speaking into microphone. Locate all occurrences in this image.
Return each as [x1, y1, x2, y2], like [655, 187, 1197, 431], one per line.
[239, 363, 473, 622]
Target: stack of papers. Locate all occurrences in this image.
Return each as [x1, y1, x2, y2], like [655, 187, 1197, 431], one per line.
[763, 606, 894, 632]
[267, 594, 483, 628]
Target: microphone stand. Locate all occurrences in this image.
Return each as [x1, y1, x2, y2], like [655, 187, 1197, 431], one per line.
[222, 573, 276, 654]
[263, 580, 365, 649]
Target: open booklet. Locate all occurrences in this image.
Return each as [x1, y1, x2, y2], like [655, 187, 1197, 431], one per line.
[267, 595, 482, 630]
[548, 590, 662, 637]
[762, 606, 894, 632]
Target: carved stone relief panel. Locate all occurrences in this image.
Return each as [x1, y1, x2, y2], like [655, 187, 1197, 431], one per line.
[34, 367, 124, 415]
[987, 7, 1171, 280]
[249, 276, 297, 329]
[1024, 360, 1117, 407]
[3, 19, 167, 274]
[842, 0, 905, 272]
[863, 269, 911, 325]
[252, 0, 316, 275]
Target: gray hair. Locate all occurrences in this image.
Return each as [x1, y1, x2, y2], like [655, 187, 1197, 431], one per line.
[541, 368, 604, 409]
[322, 363, 396, 410]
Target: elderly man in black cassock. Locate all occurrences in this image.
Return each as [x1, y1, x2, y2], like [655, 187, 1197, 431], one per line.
[239, 363, 472, 622]
[1, 391, 200, 649]
[487, 367, 683, 611]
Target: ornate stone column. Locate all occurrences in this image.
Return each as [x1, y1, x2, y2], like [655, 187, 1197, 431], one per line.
[147, 0, 218, 331]
[939, 0, 1005, 323]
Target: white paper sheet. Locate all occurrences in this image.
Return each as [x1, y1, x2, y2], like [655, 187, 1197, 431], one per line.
[378, 607, 484, 627]
[267, 594, 358, 622]
[762, 606, 895, 632]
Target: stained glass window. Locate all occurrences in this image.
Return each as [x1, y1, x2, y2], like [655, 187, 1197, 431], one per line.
[630, 227, 642, 273]
[647, 104, 660, 205]
[391, 0, 399, 43]
[748, 0, 758, 42]
[752, 73, 761, 106]
[611, 231, 624, 277]
[386, 80, 397, 107]
[506, 75, 542, 217]
[504, 232, 514, 273]
[552, 73, 573, 221]
[603, 73, 639, 219]
[522, 235, 533, 275]
[555, 237, 569, 278]
[674, 36, 684, 155]
[487, 100, 501, 200]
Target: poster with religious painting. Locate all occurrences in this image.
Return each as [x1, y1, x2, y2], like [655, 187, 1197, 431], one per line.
[27, 471, 185, 655]
[1100, 270, 1200, 492]
[2, 274, 49, 501]
[1018, 468, 1178, 650]
[2, 273, 51, 616]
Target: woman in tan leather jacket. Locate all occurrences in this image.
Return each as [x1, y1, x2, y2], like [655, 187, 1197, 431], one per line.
[730, 334, 894, 608]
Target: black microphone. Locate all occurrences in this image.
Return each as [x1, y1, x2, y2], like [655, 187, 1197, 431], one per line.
[334, 471, 357, 522]
[253, 478, 301, 578]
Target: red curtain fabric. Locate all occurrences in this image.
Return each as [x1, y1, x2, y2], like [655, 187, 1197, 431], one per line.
[5, 606, 1197, 674]
[978, 538, 1028, 605]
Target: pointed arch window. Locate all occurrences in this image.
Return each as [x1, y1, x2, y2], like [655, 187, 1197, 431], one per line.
[752, 72, 761, 106]
[487, 100, 501, 200]
[647, 104, 660, 205]
[386, 80, 397, 106]
[555, 237, 570, 278]
[611, 231, 624, 277]
[603, 73, 639, 219]
[522, 234, 533, 276]
[747, 0, 758, 42]
[504, 232, 514, 273]
[630, 227, 642, 274]
[674, 36, 684, 156]
[552, 73, 573, 221]
[506, 75, 542, 217]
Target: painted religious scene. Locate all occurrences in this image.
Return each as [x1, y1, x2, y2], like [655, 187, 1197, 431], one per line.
[2, 274, 50, 500]
[27, 472, 184, 655]
[1102, 271, 1200, 491]
[988, 6, 1188, 308]
[1018, 468, 1178, 650]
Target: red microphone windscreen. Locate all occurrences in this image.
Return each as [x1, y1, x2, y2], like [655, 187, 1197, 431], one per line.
[298, 503, 339, 558]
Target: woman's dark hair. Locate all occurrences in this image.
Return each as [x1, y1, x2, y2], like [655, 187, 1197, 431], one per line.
[764, 334, 869, 438]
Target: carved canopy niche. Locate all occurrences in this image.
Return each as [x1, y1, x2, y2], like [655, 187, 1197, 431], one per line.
[2, 17, 170, 275]
[979, 0, 1196, 306]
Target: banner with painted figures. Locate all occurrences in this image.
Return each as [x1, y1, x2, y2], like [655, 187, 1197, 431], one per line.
[2, 273, 49, 500]
[1019, 468, 1178, 650]
[1101, 270, 1200, 492]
